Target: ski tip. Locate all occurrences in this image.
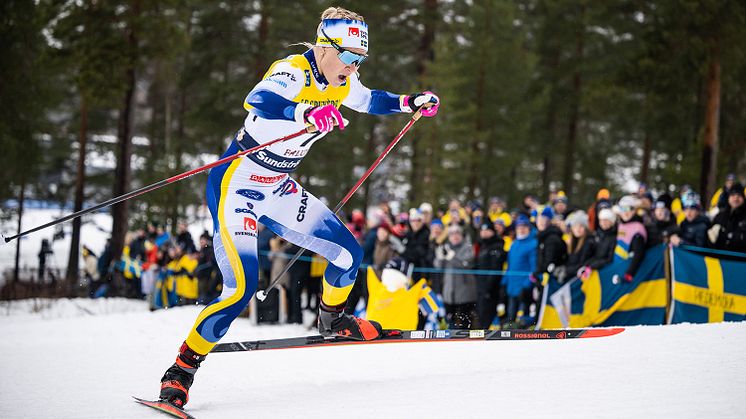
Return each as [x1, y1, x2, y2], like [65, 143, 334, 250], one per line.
[133, 396, 195, 419]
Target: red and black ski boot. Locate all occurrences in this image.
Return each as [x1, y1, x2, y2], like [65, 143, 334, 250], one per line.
[318, 301, 382, 340]
[159, 342, 206, 408]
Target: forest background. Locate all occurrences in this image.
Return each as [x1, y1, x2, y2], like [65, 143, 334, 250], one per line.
[1, 0, 744, 280]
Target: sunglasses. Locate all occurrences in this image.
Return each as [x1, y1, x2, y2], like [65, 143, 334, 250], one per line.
[321, 29, 367, 67]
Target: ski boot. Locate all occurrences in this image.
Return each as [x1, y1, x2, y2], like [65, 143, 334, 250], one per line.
[318, 301, 382, 340]
[159, 342, 206, 408]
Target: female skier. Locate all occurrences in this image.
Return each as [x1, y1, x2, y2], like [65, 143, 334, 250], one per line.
[158, 6, 440, 408]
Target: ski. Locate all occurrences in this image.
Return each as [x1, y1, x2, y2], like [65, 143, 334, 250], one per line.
[211, 327, 624, 353]
[133, 396, 197, 419]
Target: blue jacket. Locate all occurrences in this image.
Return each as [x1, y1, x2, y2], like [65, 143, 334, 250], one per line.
[505, 231, 538, 297]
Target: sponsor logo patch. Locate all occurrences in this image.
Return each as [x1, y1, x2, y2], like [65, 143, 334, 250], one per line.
[250, 173, 286, 184]
[296, 190, 309, 222]
[501, 331, 511, 338]
[410, 331, 426, 339]
[514, 332, 552, 339]
[283, 148, 308, 157]
[435, 330, 448, 338]
[236, 189, 265, 201]
[243, 217, 257, 231]
[348, 27, 360, 37]
[273, 179, 299, 197]
[234, 208, 256, 215]
[252, 150, 302, 171]
[269, 71, 296, 82]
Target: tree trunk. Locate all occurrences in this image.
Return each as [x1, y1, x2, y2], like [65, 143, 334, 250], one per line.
[562, 5, 585, 196]
[111, 0, 140, 261]
[362, 123, 376, 211]
[408, 0, 437, 205]
[640, 132, 651, 185]
[65, 96, 88, 294]
[700, 40, 720, 202]
[541, 155, 550, 201]
[13, 175, 26, 283]
[254, 0, 269, 81]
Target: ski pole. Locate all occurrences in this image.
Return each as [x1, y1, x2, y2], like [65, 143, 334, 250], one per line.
[256, 107, 430, 301]
[2, 126, 316, 244]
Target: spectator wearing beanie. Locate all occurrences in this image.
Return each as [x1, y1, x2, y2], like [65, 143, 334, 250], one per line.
[670, 194, 710, 248]
[434, 225, 477, 328]
[615, 195, 648, 283]
[427, 219, 447, 293]
[533, 207, 567, 286]
[552, 192, 573, 221]
[579, 208, 618, 279]
[372, 222, 405, 271]
[504, 215, 537, 327]
[710, 174, 738, 211]
[493, 218, 512, 252]
[488, 197, 512, 227]
[709, 183, 746, 253]
[419, 202, 434, 225]
[475, 222, 507, 328]
[556, 211, 595, 283]
[647, 199, 677, 247]
[401, 209, 431, 271]
[588, 188, 611, 231]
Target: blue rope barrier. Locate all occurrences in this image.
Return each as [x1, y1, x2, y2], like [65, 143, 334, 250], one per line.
[257, 250, 532, 276]
[679, 244, 746, 259]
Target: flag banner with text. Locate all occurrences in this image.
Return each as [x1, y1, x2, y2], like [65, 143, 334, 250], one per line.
[669, 246, 746, 324]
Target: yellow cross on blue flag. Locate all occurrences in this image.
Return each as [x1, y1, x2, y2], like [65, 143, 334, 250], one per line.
[669, 247, 746, 323]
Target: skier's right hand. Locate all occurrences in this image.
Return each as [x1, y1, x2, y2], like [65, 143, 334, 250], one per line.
[304, 104, 345, 133]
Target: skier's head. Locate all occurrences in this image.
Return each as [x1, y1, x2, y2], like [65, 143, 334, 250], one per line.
[313, 7, 368, 87]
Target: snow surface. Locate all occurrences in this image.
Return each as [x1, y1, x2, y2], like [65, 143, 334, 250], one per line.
[0, 299, 744, 418]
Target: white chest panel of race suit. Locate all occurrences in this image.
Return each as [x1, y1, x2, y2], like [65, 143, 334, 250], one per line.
[241, 56, 373, 176]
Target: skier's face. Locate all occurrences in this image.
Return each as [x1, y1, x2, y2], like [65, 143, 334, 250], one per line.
[318, 46, 366, 87]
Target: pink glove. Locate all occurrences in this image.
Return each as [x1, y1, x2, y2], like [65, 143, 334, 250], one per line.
[305, 104, 345, 133]
[577, 266, 592, 281]
[406, 91, 440, 117]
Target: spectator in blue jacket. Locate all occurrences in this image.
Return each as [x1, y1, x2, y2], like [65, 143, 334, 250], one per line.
[504, 215, 537, 327]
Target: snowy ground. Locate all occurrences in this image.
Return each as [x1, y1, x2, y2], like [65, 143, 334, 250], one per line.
[0, 298, 744, 419]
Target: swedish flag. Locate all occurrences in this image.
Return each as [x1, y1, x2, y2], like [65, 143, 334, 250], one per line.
[539, 244, 667, 328]
[670, 247, 746, 323]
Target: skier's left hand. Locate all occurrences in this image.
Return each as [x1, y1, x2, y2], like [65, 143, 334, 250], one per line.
[405, 91, 440, 117]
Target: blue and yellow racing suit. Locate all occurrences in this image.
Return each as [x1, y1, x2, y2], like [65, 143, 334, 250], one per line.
[184, 49, 408, 355]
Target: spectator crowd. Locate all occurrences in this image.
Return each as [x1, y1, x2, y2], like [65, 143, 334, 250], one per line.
[84, 174, 746, 329]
